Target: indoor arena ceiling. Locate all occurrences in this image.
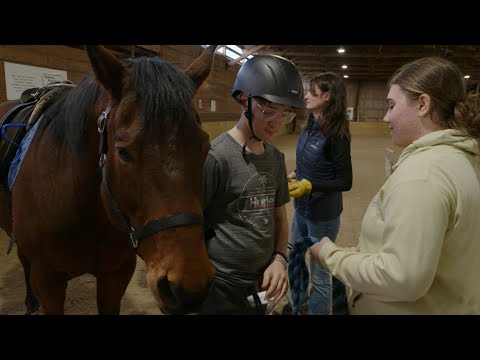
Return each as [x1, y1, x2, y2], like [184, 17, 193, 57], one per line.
[68, 45, 480, 85]
[233, 45, 480, 84]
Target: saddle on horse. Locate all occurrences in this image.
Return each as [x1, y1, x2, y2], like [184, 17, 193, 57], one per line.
[0, 81, 76, 185]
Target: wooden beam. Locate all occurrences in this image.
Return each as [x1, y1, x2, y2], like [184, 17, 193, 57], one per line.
[272, 49, 480, 59]
[228, 45, 269, 67]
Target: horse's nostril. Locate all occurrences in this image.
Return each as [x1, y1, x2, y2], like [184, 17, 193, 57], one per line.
[157, 276, 175, 306]
[156, 277, 211, 314]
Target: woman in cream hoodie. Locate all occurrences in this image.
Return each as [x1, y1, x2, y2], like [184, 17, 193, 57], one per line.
[310, 57, 480, 314]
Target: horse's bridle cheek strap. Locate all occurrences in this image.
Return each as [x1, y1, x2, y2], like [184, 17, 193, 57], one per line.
[97, 104, 111, 167]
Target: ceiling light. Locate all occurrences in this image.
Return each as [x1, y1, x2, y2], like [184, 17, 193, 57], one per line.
[337, 47, 345, 53]
[343, 75, 349, 78]
[464, 75, 471, 79]
[341, 65, 348, 69]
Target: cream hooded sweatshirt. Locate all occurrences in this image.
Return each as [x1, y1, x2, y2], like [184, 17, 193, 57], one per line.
[318, 129, 480, 314]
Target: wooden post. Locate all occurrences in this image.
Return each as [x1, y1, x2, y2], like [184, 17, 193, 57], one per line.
[355, 80, 361, 122]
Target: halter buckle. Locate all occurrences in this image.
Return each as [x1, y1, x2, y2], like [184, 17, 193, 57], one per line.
[129, 227, 138, 248]
[97, 104, 111, 133]
[97, 112, 107, 133]
[99, 153, 106, 168]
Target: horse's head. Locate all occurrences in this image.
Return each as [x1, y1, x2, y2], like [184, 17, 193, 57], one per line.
[85, 45, 217, 314]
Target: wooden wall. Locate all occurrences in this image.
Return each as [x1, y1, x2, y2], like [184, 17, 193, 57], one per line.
[0, 45, 91, 100]
[345, 80, 389, 122]
[302, 76, 389, 123]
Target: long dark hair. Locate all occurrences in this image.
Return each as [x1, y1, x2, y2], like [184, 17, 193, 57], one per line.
[308, 72, 350, 139]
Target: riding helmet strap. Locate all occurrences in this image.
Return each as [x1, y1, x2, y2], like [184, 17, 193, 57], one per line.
[242, 95, 261, 161]
[246, 95, 261, 141]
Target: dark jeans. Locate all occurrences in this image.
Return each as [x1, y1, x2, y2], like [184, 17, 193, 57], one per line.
[199, 278, 265, 315]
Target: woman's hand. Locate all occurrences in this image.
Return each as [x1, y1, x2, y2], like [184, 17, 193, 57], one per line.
[309, 237, 333, 263]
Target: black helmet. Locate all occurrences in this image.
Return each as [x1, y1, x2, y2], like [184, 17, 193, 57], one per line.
[231, 55, 305, 109]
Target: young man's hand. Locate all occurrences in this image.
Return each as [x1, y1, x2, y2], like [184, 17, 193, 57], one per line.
[262, 260, 288, 303]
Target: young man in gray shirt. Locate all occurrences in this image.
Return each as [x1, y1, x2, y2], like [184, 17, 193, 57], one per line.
[200, 55, 304, 314]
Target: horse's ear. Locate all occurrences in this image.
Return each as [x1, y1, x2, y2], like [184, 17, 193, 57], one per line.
[184, 45, 217, 90]
[84, 45, 124, 100]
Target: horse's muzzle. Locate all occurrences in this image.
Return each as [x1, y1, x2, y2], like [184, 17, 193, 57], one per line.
[157, 276, 211, 315]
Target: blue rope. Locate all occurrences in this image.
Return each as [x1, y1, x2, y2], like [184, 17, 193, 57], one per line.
[1, 123, 30, 148]
[287, 236, 321, 315]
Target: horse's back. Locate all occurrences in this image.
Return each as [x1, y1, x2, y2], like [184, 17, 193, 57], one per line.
[0, 99, 21, 118]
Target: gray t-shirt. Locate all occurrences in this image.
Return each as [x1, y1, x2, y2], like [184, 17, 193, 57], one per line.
[203, 132, 290, 287]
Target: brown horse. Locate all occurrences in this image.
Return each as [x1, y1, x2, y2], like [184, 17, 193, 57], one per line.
[0, 45, 217, 315]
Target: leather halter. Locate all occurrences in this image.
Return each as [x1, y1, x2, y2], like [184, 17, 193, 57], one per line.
[96, 105, 203, 249]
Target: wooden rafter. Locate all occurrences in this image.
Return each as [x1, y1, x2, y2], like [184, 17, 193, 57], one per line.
[227, 45, 269, 67]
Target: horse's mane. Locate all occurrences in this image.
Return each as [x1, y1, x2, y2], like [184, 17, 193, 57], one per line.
[38, 56, 197, 156]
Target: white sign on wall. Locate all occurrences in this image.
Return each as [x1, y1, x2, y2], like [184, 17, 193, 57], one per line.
[346, 107, 354, 121]
[4, 62, 68, 100]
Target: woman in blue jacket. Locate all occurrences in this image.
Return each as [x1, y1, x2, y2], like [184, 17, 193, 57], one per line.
[286, 72, 352, 315]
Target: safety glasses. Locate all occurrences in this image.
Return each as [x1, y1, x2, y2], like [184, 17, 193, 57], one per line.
[253, 99, 296, 125]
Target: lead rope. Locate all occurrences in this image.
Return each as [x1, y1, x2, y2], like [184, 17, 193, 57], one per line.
[287, 236, 320, 315]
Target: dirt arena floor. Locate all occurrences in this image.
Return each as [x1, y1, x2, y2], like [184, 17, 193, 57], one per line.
[0, 122, 398, 315]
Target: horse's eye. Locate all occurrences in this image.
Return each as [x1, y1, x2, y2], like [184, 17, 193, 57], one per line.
[116, 147, 132, 162]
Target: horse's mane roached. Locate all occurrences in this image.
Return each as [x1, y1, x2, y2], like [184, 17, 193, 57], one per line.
[38, 56, 197, 156]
